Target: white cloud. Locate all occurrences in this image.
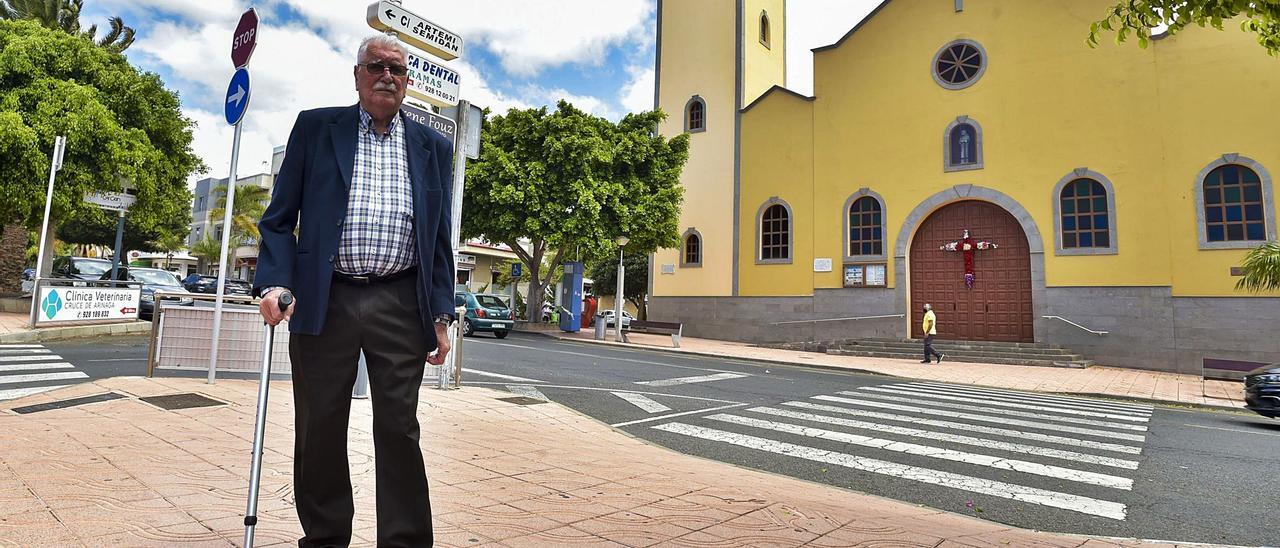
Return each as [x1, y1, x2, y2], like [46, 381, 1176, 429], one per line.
[619, 65, 655, 115]
[282, 0, 653, 77]
[785, 1, 881, 96]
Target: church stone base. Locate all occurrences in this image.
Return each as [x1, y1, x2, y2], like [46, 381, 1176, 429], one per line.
[648, 288, 1280, 376]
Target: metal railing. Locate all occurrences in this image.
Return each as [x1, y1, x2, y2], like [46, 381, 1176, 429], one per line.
[1042, 315, 1109, 336]
[771, 313, 905, 326]
[147, 293, 464, 390]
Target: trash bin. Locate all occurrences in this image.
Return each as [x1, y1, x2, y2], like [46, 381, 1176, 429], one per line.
[594, 314, 607, 340]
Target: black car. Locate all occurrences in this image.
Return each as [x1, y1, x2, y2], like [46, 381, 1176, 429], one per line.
[101, 267, 195, 320]
[1244, 364, 1280, 418]
[182, 274, 252, 295]
[50, 256, 112, 281]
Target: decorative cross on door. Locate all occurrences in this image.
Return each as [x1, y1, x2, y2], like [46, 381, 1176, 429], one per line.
[939, 229, 998, 289]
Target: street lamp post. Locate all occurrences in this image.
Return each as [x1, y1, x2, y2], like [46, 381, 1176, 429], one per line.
[614, 236, 629, 342]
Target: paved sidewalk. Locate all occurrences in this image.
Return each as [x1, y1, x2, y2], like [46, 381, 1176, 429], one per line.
[0, 378, 1188, 547]
[541, 328, 1245, 409]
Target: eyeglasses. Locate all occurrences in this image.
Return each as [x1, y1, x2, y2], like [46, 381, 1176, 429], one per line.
[358, 62, 408, 77]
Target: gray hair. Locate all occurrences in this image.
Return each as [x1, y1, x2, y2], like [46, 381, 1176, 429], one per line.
[357, 34, 407, 62]
[923, 303, 932, 311]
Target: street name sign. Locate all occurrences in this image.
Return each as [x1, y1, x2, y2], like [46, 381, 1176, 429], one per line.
[402, 102, 457, 143]
[83, 191, 136, 212]
[225, 67, 252, 125]
[406, 50, 461, 107]
[231, 8, 259, 68]
[366, 0, 462, 61]
[35, 286, 140, 324]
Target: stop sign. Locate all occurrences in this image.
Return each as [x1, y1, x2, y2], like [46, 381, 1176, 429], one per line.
[231, 8, 258, 68]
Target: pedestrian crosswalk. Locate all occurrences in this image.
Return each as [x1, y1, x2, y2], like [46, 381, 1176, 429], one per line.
[0, 344, 89, 402]
[650, 381, 1155, 521]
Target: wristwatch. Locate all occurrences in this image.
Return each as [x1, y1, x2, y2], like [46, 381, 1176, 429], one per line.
[433, 314, 454, 325]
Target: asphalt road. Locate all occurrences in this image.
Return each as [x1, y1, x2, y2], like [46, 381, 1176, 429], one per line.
[8, 333, 1279, 546]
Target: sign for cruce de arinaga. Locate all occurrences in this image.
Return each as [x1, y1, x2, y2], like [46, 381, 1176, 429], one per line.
[35, 287, 140, 324]
[366, 1, 463, 61]
[405, 50, 460, 107]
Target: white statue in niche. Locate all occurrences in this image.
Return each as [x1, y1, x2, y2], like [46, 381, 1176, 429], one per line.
[957, 127, 972, 164]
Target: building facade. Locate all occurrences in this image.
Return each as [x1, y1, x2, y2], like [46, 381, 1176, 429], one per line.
[649, 0, 1280, 375]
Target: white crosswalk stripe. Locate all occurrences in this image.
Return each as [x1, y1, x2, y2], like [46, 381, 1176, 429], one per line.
[0, 362, 75, 373]
[0, 344, 89, 402]
[462, 368, 546, 383]
[781, 401, 1143, 454]
[836, 391, 1150, 433]
[855, 386, 1151, 423]
[652, 422, 1129, 520]
[636, 372, 749, 387]
[0, 354, 65, 363]
[907, 382, 1154, 412]
[747, 406, 1139, 469]
[612, 392, 672, 413]
[900, 382, 1154, 415]
[645, 381, 1155, 521]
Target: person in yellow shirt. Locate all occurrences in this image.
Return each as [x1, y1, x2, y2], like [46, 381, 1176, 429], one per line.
[921, 304, 945, 364]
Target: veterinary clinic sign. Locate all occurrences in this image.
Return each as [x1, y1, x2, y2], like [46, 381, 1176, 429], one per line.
[35, 287, 140, 324]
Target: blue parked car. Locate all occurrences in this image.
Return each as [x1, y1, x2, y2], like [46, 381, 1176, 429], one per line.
[455, 292, 513, 338]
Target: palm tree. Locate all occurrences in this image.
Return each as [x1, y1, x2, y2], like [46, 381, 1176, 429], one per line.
[150, 232, 186, 270]
[1236, 241, 1280, 293]
[1, 0, 135, 52]
[209, 183, 270, 280]
[189, 234, 225, 275]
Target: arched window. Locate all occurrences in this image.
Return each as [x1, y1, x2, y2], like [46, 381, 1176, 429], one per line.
[843, 190, 886, 260]
[1053, 169, 1117, 255]
[943, 116, 983, 172]
[757, 199, 792, 263]
[759, 11, 771, 48]
[681, 228, 702, 267]
[685, 96, 706, 133]
[1195, 155, 1276, 249]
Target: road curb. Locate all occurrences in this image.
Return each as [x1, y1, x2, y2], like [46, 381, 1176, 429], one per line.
[0, 321, 151, 344]
[512, 330, 1246, 414]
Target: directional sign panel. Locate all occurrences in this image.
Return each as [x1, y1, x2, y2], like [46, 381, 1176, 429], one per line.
[366, 0, 462, 61]
[83, 191, 137, 212]
[224, 68, 251, 126]
[231, 8, 259, 68]
[406, 50, 460, 107]
[401, 102, 457, 143]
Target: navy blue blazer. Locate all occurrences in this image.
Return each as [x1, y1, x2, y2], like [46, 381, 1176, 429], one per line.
[254, 104, 455, 343]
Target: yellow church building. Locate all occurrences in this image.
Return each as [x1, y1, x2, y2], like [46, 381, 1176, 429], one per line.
[648, 0, 1280, 376]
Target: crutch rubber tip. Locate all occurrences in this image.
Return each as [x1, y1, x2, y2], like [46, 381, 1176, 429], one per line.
[244, 516, 257, 526]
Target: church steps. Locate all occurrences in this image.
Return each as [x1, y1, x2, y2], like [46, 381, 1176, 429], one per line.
[834, 341, 1079, 357]
[764, 338, 1094, 368]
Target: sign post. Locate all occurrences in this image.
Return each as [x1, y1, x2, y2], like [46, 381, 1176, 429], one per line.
[210, 8, 258, 385]
[29, 135, 66, 327]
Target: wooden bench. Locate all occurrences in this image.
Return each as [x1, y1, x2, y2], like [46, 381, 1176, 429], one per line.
[623, 320, 683, 348]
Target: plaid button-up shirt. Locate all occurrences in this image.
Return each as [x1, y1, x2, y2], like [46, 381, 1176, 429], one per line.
[336, 108, 417, 276]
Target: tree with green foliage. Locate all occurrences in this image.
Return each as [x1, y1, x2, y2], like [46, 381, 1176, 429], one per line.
[1236, 241, 1280, 292]
[0, 20, 202, 291]
[209, 183, 270, 279]
[462, 101, 689, 322]
[588, 251, 650, 320]
[1, 0, 135, 52]
[1088, 0, 1280, 54]
[151, 231, 185, 270]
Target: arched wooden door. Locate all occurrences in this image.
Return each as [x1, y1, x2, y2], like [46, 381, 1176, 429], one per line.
[909, 200, 1033, 342]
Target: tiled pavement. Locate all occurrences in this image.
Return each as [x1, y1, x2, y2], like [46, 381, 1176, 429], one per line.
[0, 312, 30, 337]
[0, 378, 1188, 547]
[546, 328, 1245, 409]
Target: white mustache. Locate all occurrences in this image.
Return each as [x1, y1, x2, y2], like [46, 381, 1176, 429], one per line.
[373, 82, 398, 92]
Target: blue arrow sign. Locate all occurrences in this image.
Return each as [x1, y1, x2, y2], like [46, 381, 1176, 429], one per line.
[224, 68, 251, 126]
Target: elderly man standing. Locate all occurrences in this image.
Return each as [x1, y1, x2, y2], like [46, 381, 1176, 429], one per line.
[254, 34, 455, 547]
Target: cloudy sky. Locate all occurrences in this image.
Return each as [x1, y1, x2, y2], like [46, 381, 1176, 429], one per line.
[77, 0, 880, 185]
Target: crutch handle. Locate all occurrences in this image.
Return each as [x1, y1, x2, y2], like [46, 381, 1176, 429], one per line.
[277, 291, 293, 312]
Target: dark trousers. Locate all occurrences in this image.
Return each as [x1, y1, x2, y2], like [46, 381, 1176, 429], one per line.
[924, 334, 942, 362]
[288, 275, 433, 547]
